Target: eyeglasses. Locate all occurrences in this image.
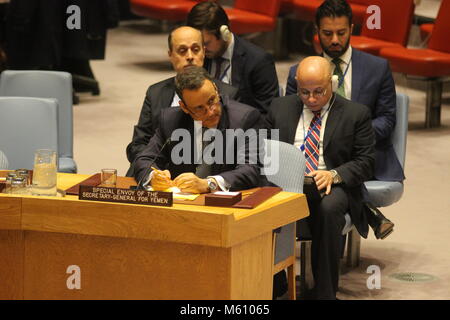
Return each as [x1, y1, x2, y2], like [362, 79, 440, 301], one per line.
[297, 87, 328, 99]
[185, 92, 220, 117]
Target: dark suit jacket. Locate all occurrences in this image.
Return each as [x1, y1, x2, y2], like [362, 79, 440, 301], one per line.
[126, 77, 239, 168]
[267, 94, 375, 238]
[133, 98, 268, 191]
[285, 49, 404, 182]
[204, 35, 279, 114]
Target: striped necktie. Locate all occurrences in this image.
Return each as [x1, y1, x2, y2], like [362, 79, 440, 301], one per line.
[332, 58, 346, 98]
[304, 111, 321, 174]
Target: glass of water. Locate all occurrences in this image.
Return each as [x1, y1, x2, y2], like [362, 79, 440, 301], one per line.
[32, 149, 57, 196]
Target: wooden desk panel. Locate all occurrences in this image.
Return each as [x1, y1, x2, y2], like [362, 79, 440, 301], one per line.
[0, 172, 309, 300]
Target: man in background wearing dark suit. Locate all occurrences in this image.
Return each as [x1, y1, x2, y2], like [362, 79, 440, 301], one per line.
[285, 0, 403, 239]
[134, 66, 267, 193]
[126, 26, 238, 175]
[268, 56, 375, 299]
[187, 1, 279, 114]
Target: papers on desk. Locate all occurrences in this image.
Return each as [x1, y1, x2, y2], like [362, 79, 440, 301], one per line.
[147, 186, 200, 201]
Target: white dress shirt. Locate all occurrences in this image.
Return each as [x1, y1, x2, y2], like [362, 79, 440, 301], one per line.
[324, 46, 353, 99]
[209, 34, 234, 85]
[294, 95, 336, 170]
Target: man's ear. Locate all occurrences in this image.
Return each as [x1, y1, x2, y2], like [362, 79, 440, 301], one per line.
[350, 23, 354, 35]
[179, 100, 189, 114]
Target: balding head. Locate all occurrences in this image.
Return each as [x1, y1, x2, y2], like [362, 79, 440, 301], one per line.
[296, 56, 333, 112]
[168, 26, 205, 73]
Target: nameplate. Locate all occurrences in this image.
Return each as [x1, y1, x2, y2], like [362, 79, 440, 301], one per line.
[79, 185, 173, 207]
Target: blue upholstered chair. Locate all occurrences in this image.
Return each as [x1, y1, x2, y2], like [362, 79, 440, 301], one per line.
[262, 138, 307, 300]
[0, 97, 58, 170]
[0, 150, 9, 170]
[345, 92, 409, 267]
[0, 70, 77, 173]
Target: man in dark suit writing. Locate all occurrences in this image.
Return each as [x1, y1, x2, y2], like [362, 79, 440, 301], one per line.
[134, 66, 267, 193]
[267, 56, 375, 299]
[126, 26, 239, 176]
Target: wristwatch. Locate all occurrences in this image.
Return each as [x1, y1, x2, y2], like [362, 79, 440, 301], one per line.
[330, 170, 342, 184]
[207, 178, 218, 192]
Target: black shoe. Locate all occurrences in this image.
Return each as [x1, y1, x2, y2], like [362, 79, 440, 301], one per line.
[365, 203, 394, 239]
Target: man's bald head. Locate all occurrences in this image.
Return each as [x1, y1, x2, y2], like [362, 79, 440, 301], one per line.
[296, 56, 332, 86]
[296, 56, 333, 112]
[168, 26, 205, 73]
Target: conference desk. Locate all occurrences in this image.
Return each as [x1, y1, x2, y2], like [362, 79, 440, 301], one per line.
[0, 173, 309, 300]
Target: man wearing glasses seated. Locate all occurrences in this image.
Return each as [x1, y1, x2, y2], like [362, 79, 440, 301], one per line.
[267, 56, 375, 299]
[133, 66, 268, 193]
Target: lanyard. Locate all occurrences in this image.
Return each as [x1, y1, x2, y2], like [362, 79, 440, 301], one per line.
[337, 56, 352, 89]
[210, 59, 231, 83]
[218, 60, 231, 83]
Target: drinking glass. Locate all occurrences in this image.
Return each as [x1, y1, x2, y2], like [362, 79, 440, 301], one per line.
[32, 149, 57, 196]
[101, 168, 117, 188]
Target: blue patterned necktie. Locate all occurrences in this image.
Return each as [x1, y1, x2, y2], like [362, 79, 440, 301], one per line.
[304, 111, 322, 174]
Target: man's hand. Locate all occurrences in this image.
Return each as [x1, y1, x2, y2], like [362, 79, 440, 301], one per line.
[308, 170, 333, 195]
[173, 172, 209, 194]
[151, 169, 173, 191]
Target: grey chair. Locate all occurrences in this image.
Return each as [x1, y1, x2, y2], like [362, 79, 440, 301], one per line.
[262, 139, 307, 300]
[0, 70, 76, 173]
[345, 92, 409, 267]
[0, 97, 58, 170]
[0, 149, 8, 169]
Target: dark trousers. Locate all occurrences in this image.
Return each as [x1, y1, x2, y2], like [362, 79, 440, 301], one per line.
[309, 186, 347, 299]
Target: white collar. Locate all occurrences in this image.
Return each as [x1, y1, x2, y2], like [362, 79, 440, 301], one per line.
[221, 33, 234, 61]
[324, 45, 352, 65]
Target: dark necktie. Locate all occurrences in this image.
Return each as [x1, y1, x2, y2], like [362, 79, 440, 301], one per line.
[214, 57, 224, 80]
[195, 128, 213, 178]
[304, 111, 322, 174]
[332, 58, 346, 98]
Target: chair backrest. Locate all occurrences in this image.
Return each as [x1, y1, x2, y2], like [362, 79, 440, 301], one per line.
[263, 139, 306, 265]
[262, 139, 306, 193]
[393, 93, 409, 168]
[0, 97, 58, 170]
[234, 0, 281, 18]
[0, 149, 9, 169]
[0, 70, 73, 158]
[360, 0, 414, 46]
[428, 0, 450, 53]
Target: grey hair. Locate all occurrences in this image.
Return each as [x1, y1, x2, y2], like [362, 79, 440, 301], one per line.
[174, 66, 213, 101]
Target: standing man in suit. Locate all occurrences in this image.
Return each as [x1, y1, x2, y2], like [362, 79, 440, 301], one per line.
[268, 56, 375, 299]
[126, 26, 239, 175]
[186, 1, 279, 114]
[134, 66, 268, 193]
[285, 0, 403, 239]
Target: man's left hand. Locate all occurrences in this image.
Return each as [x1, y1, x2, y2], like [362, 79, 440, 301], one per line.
[173, 172, 209, 194]
[308, 170, 333, 195]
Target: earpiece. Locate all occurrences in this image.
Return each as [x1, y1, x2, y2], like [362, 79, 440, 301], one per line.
[331, 75, 339, 93]
[220, 25, 232, 42]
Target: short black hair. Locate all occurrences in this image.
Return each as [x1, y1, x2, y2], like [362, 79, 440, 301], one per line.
[315, 0, 353, 28]
[186, 1, 229, 39]
[175, 66, 213, 101]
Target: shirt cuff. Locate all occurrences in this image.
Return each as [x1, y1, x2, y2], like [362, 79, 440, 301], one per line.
[142, 170, 155, 189]
[208, 175, 230, 192]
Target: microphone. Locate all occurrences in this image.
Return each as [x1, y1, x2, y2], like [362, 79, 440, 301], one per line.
[134, 137, 171, 190]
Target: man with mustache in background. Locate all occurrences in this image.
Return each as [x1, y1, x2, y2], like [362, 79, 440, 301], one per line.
[126, 26, 239, 176]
